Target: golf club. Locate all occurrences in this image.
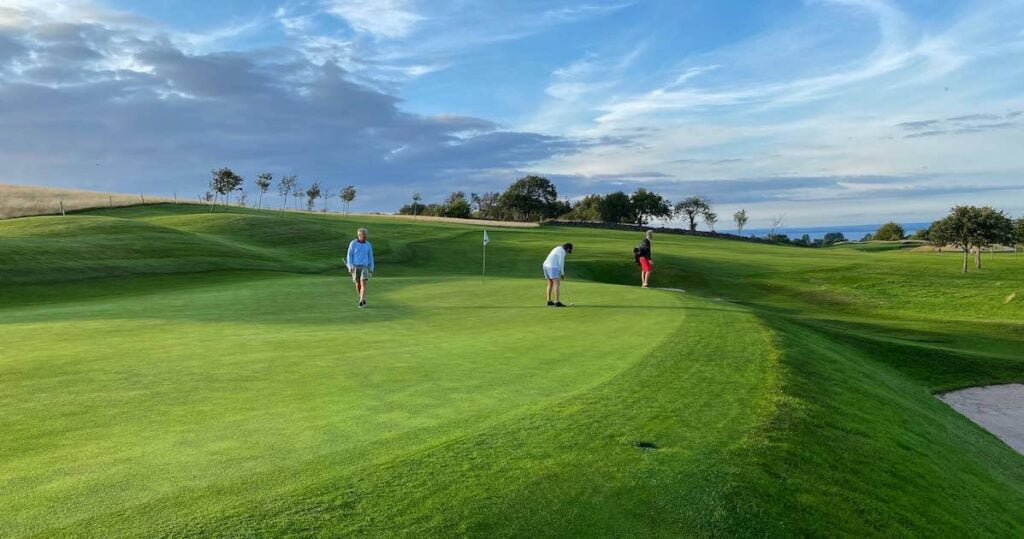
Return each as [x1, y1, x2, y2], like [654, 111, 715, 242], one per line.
[562, 278, 575, 306]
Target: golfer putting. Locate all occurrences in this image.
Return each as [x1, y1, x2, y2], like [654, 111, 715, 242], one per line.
[346, 227, 374, 308]
[543, 242, 573, 307]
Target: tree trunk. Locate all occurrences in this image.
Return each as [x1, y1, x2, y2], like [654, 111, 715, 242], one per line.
[210, 193, 217, 213]
[257, 192, 263, 210]
[962, 248, 969, 273]
[976, 247, 982, 269]
[281, 194, 287, 214]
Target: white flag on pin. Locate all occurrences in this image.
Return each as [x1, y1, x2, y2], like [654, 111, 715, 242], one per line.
[483, 230, 490, 245]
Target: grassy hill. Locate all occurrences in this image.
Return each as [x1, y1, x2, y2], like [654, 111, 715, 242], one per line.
[0, 184, 176, 220]
[1, 204, 1023, 536]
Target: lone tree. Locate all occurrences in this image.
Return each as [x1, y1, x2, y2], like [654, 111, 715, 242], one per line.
[974, 206, 1014, 269]
[291, 182, 302, 210]
[674, 196, 711, 231]
[703, 210, 718, 232]
[305, 182, 321, 212]
[733, 209, 749, 235]
[209, 167, 244, 212]
[823, 232, 847, 246]
[441, 191, 471, 218]
[320, 187, 333, 213]
[630, 188, 671, 225]
[768, 214, 786, 240]
[278, 175, 297, 214]
[340, 185, 356, 215]
[597, 191, 634, 223]
[475, 192, 501, 219]
[874, 221, 905, 241]
[254, 173, 272, 210]
[930, 205, 1012, 273]
[408, 193, 424, 217]
[497, 175, 559, 221]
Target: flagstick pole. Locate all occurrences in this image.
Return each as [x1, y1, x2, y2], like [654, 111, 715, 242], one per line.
[482, 238, 486, 285]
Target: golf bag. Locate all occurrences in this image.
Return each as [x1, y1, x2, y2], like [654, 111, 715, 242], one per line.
[633, 239, 650, 266]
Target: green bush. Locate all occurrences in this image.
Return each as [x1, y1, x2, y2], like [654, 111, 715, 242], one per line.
[873, 222, 905, 241]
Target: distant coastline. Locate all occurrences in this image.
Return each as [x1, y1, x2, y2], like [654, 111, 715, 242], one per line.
[742, 222, 930, 240]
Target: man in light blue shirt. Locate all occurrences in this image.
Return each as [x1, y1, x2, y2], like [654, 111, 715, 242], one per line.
[346, 227, 375, 308]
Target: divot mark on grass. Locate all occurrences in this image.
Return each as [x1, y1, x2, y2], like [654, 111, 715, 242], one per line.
[1005, 292, 1016, 305]
[634, 441, 658, 450]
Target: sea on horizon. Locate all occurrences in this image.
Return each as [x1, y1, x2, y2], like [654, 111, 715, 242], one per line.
[741, 222, 930, 241]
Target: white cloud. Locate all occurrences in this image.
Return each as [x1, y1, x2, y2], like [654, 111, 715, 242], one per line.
[0, 1, 585, 209]
[525, 0, 1024, 221]
[324, 0, 422, 39]
[175, 18, 265, 53]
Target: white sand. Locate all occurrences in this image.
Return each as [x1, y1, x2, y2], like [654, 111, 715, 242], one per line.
[939, 384, 1024, 455]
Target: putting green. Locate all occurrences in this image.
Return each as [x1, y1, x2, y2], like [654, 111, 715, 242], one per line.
[2, 205, 1024, 535]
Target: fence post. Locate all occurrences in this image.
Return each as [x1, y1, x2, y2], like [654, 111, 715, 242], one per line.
[109, 195, 112, 207]
[60, 199, 65, 216]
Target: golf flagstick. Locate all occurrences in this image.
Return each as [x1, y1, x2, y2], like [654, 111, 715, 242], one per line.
[482, 230, 489, 285]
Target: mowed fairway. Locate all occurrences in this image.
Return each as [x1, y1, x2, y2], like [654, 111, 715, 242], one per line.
[2, 204, 1024, 535]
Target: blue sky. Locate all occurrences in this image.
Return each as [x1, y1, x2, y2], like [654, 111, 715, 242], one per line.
[1, 0, 1022, 227]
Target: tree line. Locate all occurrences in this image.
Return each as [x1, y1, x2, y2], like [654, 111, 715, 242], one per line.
[396, 175, 759, 234]
[202, 170, 1024, 272]
[206, 167, 357, 215]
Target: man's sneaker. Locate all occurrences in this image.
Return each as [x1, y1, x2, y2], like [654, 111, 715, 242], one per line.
[358, 300, 366, 308]
[554, 302, 566, 307]
[547, 301, 555, 306]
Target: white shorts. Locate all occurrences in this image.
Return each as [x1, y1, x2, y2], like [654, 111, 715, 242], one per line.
[543, 266, 561, 280]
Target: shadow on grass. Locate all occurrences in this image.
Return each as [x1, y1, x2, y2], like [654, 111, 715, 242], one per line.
[775, 314, 1024, 392]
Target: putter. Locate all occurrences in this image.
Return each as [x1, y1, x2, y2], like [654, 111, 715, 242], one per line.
[562, 279, 575, 306]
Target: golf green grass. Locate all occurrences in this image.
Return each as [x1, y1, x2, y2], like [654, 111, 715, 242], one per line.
[2, 204, 1023, 535]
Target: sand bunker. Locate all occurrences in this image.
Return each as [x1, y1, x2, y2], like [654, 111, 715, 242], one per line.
[939, 384, 1024, 455]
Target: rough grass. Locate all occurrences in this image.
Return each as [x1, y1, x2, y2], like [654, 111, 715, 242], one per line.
[0, 183, 174, 219]
[1, 203, 1023, 535]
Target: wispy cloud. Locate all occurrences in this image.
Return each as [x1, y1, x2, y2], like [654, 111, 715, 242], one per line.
[579, 0, 997, 129]
[545, 45, 646, 101]
[897, 110, 1023, 138]
[324, 0, 422, 39]
[279, 1, 632, 84]
[525, 0, 1024, 224]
